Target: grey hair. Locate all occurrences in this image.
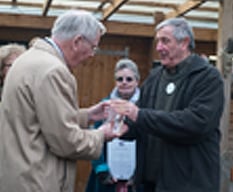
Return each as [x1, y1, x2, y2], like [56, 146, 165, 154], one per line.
[114, 58, 140, 81]
[156, 17, 195, 51]
[51, 9, 106, 41]
[0, 43, 26, 70]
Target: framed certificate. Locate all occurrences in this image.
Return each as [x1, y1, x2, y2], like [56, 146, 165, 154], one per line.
[107, 138, 136, 180]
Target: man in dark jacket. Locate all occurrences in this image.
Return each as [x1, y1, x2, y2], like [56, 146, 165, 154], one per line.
[110, 17, 224, 192]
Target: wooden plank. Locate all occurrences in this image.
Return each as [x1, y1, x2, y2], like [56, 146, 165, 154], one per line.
[104, 21, 155, 37]
[166, 0, 206, 19]
[0, 0, 220, 26]
[103, 0, 129, 20]
[231, 167, 233, 181]
[0, 13, 55, 29]
[0, 13, 217, 41]
[217, 0, 233, 153]
[127, 0, 177, 9]
[42, 0, 53, 16]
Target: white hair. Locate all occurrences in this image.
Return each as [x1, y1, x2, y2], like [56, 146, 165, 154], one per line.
[51, 9, 106, 41]
[114, 58, 140, 81]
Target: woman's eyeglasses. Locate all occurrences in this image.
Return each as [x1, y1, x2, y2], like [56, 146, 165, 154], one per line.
[116, 76, 134, 82]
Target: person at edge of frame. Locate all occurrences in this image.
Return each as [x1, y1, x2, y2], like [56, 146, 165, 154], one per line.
[109, 17, 224, 192]
[0, 9, 128, 192]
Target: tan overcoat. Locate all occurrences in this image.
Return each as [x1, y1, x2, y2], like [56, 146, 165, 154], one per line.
[0, 38, 104, 192]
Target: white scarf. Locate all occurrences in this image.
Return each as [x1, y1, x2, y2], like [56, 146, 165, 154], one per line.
[109, 87, 140, 104]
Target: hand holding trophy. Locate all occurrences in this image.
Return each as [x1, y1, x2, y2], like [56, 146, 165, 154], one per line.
[109, 99, 139, 122]
[104, 102, 128, 136]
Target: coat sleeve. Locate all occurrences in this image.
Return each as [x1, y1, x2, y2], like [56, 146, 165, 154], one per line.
[134, 66, 224, 144]
[35, 65, 104, 160]
[78, 108, 89, 128]
[91, 116, 109, 174]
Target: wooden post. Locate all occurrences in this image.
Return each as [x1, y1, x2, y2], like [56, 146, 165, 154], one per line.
[218, 0, 233, 192]
[152, 12, 165, 60]
[217, 0, 233, 155]
[231, 167, 233, 182]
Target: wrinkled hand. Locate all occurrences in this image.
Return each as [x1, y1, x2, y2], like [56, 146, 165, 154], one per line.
[110, 99, 139, 122]
[99, 122, 129, 141]
[97, 171, 116, 185]
[88, 101, 110, 122]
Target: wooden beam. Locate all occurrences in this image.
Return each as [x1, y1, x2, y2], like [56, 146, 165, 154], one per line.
[113, 9, 217, 23]
[0, 0, 218, 13]
[0, 0, 219, 24]
[96, 0, 110, 11]
[42, 0, 53, 16]
[103, 0, 129, 20]
[166, 0, 207, 19]
[231, 167, 233, 181]
[104, 21, 155, 37]
[0, 27, 49, 42]
[127, 0, 177, 9]
[115, 9, 152, 16]
[0, 1, 41, 7]
[0, 1, 93, 11]
[154, 12, 165, 25]
[185, 15, 217, 23]
[105, 20, 217, 41]
[193, 27, 217, 41]
[0, 13, 55, 29]
[216, 0, 233, 156]
[0, 13, 216, 41]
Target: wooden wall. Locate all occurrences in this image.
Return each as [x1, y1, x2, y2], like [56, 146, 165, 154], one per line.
[73, 34, 153, 107]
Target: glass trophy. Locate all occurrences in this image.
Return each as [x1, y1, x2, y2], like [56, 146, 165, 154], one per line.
[105, 107, 124, 133]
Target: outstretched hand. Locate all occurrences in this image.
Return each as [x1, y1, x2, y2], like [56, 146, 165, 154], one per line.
[88, 100, 110, 122]
[98, 121, 129, 141]
[109, 99, 139, 122]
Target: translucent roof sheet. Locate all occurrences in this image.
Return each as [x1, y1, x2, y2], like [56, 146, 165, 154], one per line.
[0, 0, 219, 29]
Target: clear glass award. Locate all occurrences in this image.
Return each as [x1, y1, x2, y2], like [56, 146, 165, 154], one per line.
[105, 108, 124, 133]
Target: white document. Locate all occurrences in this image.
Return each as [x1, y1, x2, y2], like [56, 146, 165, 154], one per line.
[107, 138, 136, 180]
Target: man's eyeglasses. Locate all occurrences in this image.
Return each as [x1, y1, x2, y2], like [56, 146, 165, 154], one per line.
[116, 76, 134, 83]
[82, 36, 98, 53]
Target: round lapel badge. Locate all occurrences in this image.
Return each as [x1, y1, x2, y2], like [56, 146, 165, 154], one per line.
[166, 82, 176, 95]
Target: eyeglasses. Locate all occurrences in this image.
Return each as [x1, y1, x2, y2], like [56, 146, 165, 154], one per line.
[116, 76, 134, 83]
[82, 36, 98, 53]
[3, 63, 12, 68]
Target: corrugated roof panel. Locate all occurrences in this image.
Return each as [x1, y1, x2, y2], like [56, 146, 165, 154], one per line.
[0, 0, 219, 29]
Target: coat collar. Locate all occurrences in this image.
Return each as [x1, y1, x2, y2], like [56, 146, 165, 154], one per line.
[32, 37, 67, 67]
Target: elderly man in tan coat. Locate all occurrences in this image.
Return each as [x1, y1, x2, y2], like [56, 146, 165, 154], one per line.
[0, 10, 126, 192]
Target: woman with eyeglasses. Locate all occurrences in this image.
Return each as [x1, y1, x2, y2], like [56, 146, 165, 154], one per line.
[85, 58, 143, 192]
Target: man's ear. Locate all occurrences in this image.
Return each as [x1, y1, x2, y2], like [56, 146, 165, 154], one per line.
[72, 35, 82, 50]
[182, 37, 190, 49]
